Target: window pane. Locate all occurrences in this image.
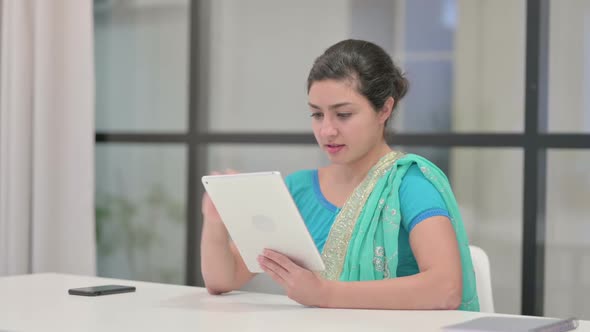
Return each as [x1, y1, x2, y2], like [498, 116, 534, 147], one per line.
[204, 0, 349, 133]
[205, 144, 327, 175]
[94, 1, 189, 132]
[545, 150, 590, 319]
[548, 1, 590, 133]
[96, 144, 187, 284]
[403, 0, 454, 53]
[458, 148, 524, 314]
[203, 0, 525, 133]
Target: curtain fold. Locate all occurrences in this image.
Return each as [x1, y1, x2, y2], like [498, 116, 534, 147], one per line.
[0, 0, 96, 276]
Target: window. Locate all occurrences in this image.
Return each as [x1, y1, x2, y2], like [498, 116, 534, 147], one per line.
[95, 0, 590, 317]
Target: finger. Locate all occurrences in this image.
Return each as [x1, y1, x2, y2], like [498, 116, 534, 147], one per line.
[263, 249, 299, 273]
[259, 261, 287, 287]
[258, 254, 290, 281]
[225, 168, 238, 174]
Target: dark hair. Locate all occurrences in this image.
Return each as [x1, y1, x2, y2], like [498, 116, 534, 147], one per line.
[307, 39, 409, 124]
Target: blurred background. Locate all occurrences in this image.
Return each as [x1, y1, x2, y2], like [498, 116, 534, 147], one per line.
[93, 0, 590, 319]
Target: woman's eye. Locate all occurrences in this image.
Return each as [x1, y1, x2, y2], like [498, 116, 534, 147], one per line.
[337, 113, 352, 119]
[310, 112, 323, 119]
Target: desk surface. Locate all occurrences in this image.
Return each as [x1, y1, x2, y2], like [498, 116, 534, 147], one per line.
[0, 273, 587, 332]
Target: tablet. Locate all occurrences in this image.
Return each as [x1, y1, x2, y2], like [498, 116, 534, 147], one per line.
[201, 171, 325, 273]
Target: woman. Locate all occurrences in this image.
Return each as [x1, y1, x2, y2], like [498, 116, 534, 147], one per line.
[200, 39, 479, 311]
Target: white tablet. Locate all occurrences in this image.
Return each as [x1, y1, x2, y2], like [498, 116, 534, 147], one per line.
[201, 171, 325, 273]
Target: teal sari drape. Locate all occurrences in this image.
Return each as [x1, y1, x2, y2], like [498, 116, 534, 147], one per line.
[320, 152, 479, 311]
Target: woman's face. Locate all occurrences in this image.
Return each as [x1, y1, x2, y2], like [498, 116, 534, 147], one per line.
[308, 79, 390, 165]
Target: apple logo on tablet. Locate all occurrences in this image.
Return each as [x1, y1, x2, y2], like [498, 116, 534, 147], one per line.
[252, 215, 276, 232]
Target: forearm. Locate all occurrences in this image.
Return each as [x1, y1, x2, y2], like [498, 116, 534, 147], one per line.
[323, 270, 462, 310]
[200, 218, 246, 294]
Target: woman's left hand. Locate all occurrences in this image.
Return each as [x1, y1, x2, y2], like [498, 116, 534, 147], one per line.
[258, 249, 331, 307]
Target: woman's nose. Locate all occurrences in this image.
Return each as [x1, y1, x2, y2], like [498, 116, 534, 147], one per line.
[320, 118, 338, 137]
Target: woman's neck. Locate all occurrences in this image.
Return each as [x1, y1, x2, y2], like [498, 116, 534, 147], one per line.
[329, 142, 392, 186]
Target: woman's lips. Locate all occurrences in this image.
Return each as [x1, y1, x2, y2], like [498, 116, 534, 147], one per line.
[325, 144, 345, 154]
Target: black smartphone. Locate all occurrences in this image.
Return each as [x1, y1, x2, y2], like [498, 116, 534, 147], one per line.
[68, 284, 136, 296]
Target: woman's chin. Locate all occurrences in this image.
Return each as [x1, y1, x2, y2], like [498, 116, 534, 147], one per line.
[325, 153, 349, 165]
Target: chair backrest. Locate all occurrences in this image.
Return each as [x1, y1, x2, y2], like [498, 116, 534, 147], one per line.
[469, 245, 495, 313]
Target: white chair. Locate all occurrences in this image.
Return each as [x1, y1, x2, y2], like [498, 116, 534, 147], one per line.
[469, 245, 495, 313]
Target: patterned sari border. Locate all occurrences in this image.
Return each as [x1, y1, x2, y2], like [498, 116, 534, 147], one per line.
[320, 151, 404, 280]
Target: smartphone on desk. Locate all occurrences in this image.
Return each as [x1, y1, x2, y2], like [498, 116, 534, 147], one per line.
[68, 285, 136, 296]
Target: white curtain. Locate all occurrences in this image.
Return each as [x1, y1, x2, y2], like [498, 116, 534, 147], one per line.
[0, 0, 96, 276]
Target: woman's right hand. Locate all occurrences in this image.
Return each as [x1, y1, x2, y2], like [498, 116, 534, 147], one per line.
[201, 191, 222, 222]
[201, 169, 238, 223]
[200, 169, 256, 294]
[201, 171, 231, 242]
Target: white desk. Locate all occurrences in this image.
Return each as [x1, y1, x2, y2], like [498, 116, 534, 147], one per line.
[0, 273, 587, 332]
